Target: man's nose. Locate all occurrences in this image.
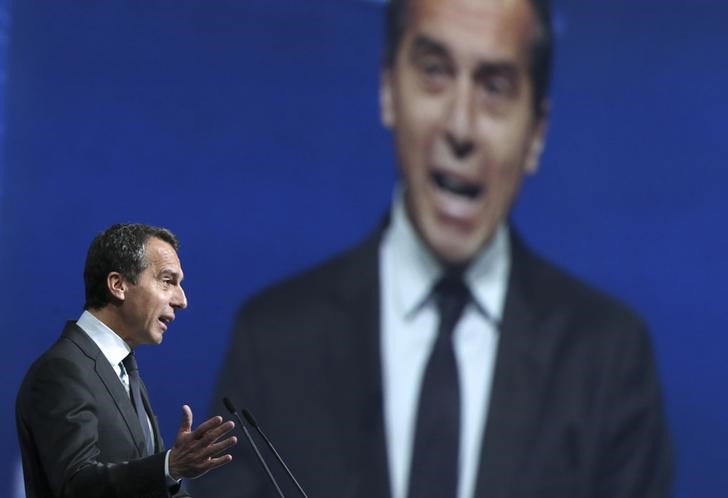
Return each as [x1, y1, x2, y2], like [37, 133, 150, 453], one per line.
[172, 285, 188, 310]
[444, 79, 476, 159]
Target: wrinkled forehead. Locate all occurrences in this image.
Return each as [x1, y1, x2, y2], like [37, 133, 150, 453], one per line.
[406, 0, 536, 63]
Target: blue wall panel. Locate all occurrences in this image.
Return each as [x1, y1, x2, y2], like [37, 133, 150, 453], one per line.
[2, 1, 727, 496]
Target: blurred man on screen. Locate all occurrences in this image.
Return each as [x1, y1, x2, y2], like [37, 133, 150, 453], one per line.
[16, 223, 237, 498]
[196, 0, 672, 497]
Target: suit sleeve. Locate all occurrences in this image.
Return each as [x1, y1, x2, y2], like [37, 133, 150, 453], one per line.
[18, 356, 188, 498]
[594, 320, 673, 498]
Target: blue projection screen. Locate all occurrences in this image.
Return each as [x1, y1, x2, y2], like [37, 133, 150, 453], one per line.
[2, 1, 727, 496]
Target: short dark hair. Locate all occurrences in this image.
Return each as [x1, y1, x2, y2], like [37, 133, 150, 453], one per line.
[83, 223, 179, 310]
[383, 0, 553, 116]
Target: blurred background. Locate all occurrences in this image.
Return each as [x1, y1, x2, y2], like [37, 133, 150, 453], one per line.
[2, 0, 727, 496]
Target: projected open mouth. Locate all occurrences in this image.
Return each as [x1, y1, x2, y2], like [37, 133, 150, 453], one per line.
[432, 171, 482, 199]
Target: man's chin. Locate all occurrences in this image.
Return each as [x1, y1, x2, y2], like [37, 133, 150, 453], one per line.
[428, 236, 482, 267]
[415, 211, 494, 266]
[149, 331, 165, 345]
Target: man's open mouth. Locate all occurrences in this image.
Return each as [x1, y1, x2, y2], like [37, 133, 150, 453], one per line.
[432, 171, 481, 199]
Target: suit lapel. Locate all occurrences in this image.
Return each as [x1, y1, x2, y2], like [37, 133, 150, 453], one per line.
[322, 228, 392, 498]
[62, 322, 150, 457]
[473, 233, 550, 498]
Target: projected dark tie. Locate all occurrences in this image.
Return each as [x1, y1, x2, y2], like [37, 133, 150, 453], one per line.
[408, 272, 469, 498]
[123, 352, 155, 456]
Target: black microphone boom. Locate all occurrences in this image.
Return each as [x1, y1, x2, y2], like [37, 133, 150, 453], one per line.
[223, 397, 285, 498]
[242, 408, 309, 498]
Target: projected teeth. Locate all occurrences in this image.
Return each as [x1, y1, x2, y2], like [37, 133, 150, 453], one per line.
[432, 172, 481, 199]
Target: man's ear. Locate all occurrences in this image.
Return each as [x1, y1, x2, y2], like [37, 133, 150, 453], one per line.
[107, 272, 127, 302]
[380, 70, 394, 129]
[524, 101, 550, 175]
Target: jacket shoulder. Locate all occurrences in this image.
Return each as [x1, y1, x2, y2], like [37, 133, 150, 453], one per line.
[512, 235, 648, 339]
[241, 231, 380, 319]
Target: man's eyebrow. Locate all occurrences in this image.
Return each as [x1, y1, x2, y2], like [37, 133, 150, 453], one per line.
[409, 35, 520, 80]
[158, 268, 183, 281]
[474, 62, 519, 81]
[409, 34, 450, 61]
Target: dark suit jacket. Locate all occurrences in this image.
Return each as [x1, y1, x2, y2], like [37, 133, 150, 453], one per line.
[192, 228, 672, 498]
[16, 321, 189, 498]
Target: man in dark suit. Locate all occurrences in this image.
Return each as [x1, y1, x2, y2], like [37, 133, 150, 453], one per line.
[16, 223, 238, 498]
[194, 0, 672, 497]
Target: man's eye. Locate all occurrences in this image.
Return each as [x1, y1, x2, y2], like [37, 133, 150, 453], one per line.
[422, 61, 447, 76]
[416, 58, 452, 92]
[481, 74, 516, 98]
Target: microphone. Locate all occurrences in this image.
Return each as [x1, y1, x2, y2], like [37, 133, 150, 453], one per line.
[242, 408, 309, 498]
[223, 397, 285, 498]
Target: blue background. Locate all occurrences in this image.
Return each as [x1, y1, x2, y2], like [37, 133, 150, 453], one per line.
[2, 1, 727, 496]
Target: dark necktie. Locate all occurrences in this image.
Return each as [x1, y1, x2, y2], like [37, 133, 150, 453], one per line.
[123, 352, 155, 456]
[408, 272, 469, 498]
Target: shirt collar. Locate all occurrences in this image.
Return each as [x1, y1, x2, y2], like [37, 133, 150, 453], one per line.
[385, 189, 510, 324]
[465, 221, 510, 324]
[76, 310, 132, 367]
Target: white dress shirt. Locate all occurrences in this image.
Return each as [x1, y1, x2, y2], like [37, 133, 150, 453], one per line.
[77, 310, 132, 389]
[380, 191, 510, 498]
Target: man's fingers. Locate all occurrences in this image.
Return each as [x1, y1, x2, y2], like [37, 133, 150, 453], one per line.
[203, 453, 234, 472]
[189, 417, 233, 446]
[192, 414, 225, 435]
[169, 406, 240, 481]
[198, 419, 235, 443]
[205, 436, 238, 456]
[177, 404, 193, 434]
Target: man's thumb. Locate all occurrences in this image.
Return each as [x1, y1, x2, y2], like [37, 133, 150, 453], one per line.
[178, 404, 193, 433]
